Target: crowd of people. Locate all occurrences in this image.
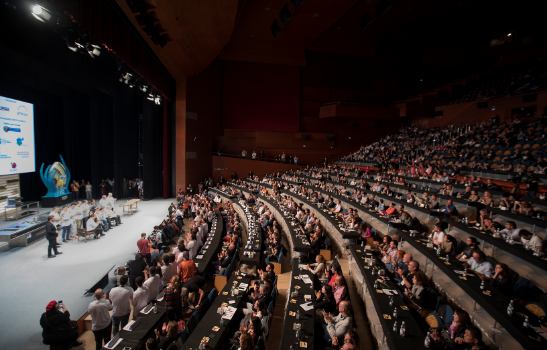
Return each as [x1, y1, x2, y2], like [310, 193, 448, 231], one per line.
[342, 117, 546, 185]
[223, 160, 545, 349]
[39, 115, 546, 350]
[45, 194, 123, 258]
[218, 180, 359, 348]
[69, 178, 144, 200]
[236, 149, 300, 164]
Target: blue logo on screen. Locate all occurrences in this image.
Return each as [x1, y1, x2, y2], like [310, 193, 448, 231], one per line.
[17, 106, 29, 117]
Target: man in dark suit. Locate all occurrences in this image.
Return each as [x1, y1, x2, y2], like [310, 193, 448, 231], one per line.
[46, 215, 62, 258]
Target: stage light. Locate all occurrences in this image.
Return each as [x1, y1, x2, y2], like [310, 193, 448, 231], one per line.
[140, 85, 148, 93]
[506, 32, 512, 37]
[147, 93, 155, 101]
[121, 72, 133, 85]
[67, 43, 78, 52]
[87, 44, 101, 57]
[31, 4, 51, 22]
[154, 96, 161, 105]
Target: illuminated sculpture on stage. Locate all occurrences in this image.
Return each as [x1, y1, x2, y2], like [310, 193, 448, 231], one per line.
[40, 155, 71, 200]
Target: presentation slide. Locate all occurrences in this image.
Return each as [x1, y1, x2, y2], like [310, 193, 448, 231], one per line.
[0, 96, 35, 175]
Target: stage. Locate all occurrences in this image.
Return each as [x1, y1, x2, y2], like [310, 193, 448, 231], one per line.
[0, 198, 172, 350]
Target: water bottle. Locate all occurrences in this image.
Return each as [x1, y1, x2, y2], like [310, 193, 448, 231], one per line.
[507, 300, 514, 316]
[392, 320, 398, 332]
[393, 307, 398, 319]
[389, 296, 394, 307]
[374, 280, 378, 289]
[399, 321, 406, 336]
[296, 310, 301, 320]
[424, 331, 432, 348]
[480, 280, 485, 290]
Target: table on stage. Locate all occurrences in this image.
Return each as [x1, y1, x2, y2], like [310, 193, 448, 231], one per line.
[121, 199, 140, 215]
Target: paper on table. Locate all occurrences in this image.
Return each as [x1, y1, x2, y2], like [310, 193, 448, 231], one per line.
[140, 304, 153, 315]
[104, 336, 123, 349]
[122, 320, 135, 331]
[221, 306, 237, 320]
[300, 275, 313, 285]
[300, 302, 314, 311]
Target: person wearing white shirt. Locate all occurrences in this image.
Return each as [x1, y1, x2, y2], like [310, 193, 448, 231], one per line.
[500, 221, 520, 241]
[143, 266, 162, 302]
[106, 207, 122, 226]
[467, 250, 493, 278]
[86, 215, 102, 239]
[96, 208, 110, 232]
[60, 207, 72, 242]
[88, 289, 112, 350]
[161, 254, 177, 286]
[49, 208, 61, 227]
[106, 192, 116, 209]
[132, 276, 149, 318]
[109, 275, 133, 335]
[99, 195, 109, 209]
[431, 224, 445, 247]
[521, 230, 543, 255]
[324, 301, 353, 345]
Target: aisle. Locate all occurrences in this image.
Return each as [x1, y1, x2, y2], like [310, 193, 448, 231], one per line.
[0, 199, 173, 350]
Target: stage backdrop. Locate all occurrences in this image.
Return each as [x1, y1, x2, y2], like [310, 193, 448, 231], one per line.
[0, 6, 170, 200]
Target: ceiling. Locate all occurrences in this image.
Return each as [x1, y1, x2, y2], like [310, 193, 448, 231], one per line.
[117, 0, 547, 92]
[115, 0, 239, 79]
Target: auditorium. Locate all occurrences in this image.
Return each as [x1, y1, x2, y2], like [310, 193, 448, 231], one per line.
[0, 1, 545, 350]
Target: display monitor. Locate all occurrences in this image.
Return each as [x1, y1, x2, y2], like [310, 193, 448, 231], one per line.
[0, 95, 35, 175]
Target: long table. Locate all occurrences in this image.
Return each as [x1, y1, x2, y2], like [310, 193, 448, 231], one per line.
[194, 212, 224, 275]
[183, 273, 251, 350]
[279, 260, 315, 350]
[350, 247, 424, 350]
[295, 173, 547, 287]
[229, 183, 314, 256]
[405, 234, 547, 350]
[259, 177, 544, 349]
[236, 201, 263, 266]
[322, 170, 547, 232]
[102, 303, 167, 350]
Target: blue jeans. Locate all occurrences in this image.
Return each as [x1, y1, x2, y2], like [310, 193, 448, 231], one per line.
[62, 226, 71, 241]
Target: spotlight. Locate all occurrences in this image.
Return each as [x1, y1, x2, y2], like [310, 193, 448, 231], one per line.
[87, 44, 101, 57]
[147, 93, 155, 101]
[31, 4, 51, 22]
[506, 32, 512, 37]
[154, 96, 161, 105]
[140, 85, 148, 93]
[67, 43, 78, 52]
[121, 72, 133, 84]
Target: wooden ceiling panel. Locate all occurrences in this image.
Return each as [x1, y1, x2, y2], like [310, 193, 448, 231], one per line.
[116, 0, 239, 79]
